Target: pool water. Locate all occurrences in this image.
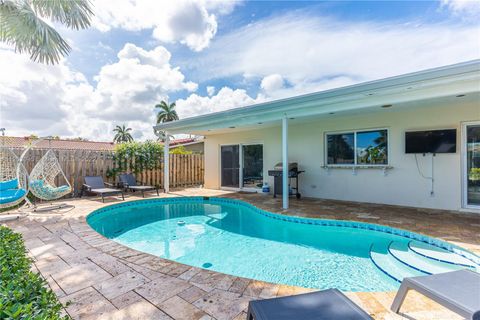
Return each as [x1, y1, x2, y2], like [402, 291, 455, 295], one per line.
[87, 197, 477, 292]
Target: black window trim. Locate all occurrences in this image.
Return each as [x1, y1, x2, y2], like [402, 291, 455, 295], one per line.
[324, 128, 390, 167]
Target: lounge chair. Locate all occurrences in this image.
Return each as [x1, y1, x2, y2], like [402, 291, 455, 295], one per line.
[391, 269, 480, 320]
[247, 288, 373, 320]
[81, 176, 124, 202]
[119, 173, 159, 197]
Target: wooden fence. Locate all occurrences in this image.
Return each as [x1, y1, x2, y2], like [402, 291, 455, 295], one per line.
[10, 148, 204, 196]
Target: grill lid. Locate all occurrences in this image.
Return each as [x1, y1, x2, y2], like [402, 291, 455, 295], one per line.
[273, 162, 298, 171]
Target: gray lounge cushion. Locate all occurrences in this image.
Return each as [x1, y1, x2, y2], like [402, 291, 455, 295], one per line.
[247, 288, 372, 320]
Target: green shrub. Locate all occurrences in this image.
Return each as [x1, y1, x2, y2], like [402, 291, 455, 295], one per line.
[106, 140, 163, 179]
[169, 145, 192, 155]
[0, 226, 68, 319]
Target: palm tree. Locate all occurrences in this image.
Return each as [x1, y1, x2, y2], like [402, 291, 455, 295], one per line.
[0, 0, 93, 64]
[155, 101, 179, 124]
[113, 125, 134, 143]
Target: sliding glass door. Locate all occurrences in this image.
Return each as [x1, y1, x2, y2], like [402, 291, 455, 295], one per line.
[221, 145, 240, 188]
[464, 123, 480, 208]
[242, 144, 263, 189]
[221, 144, 263, 189]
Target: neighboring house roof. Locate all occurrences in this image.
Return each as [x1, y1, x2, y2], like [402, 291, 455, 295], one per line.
[159, 137, 204, 147]
[154, 60, 480, 135]
[169, 138, 196, 146]
[0, 136, 115, 151]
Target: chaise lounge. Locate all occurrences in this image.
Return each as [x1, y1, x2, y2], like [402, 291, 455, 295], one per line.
[81, 176, 124, 202]
[391, 269, 480, 320]
[119, 173, 159, 197]
[247, 288, 373, 320]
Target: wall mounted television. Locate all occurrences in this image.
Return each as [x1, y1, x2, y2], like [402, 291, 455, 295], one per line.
[405, 129, 457, 154]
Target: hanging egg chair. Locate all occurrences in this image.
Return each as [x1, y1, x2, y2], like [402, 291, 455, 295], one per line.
[28, 149, 72, 201]
[0, 146, 29, 209]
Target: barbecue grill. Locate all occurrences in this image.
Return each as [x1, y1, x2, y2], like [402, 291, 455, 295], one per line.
[268, 162, 304, 199]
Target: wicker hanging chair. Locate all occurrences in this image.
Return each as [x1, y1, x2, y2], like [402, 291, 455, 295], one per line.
[28, 149, 72, 201]
[0, 146, 29, 209]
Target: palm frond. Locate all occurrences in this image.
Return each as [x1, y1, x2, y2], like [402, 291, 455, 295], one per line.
[0, 0, 71, 64]
[31, 0, 93, 30]
[155, 100, 179, 123]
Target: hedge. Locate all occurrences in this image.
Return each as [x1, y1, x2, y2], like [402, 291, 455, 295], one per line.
[0, 226, 68, 319]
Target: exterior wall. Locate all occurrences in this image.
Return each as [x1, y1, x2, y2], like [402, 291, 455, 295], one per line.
[204, 99, 479, 210]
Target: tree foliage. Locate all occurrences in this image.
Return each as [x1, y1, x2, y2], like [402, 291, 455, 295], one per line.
[0, 0, 93, 64]
[169, 145, 192, 155]
[106, 141, 163, 178]
[155, 101, 179, 123]
[113, 124, 134, 143]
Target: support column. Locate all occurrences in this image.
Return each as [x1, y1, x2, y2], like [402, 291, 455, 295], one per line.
[282, 115, 289, 209]
[164, 131, 169, 193]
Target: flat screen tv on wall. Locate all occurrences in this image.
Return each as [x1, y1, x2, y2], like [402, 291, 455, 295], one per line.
[405, 129, 457, 154]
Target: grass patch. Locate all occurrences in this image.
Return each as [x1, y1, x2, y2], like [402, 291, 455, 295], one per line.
[0, 226, 69, 319]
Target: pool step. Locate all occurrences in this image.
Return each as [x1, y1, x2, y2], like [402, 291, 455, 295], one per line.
[370, 243, 424, 283]
[409, 241, 479, 269]
[389, 242, 465, 275]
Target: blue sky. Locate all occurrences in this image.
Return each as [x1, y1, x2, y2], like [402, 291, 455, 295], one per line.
[65, 0, 462, 98]
[1, 0, 479, 141]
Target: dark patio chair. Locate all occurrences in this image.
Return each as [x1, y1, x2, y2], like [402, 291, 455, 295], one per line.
[247, 288, 373, 320]
[81, 176, 124, 203]
[119, 173, 159, 198]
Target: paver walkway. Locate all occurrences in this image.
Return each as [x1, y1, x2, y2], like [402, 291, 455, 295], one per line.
[3, 188, 479, 320]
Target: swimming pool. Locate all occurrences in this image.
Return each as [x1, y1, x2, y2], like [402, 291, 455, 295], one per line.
[87, 197, 479, 292]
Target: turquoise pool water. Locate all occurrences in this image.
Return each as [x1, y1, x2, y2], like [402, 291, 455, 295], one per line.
[87, 197, 477, 292]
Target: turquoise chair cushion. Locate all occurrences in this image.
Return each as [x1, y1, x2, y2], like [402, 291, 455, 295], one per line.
[45, 184, 70, 195]
[30, 179, 70, 199]
[29, 179, 44, 188]
[0, 179, 18, 191]
[0, 188, 27, 204]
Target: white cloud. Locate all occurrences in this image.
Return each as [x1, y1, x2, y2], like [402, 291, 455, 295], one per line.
[92, 0, 241, 51]
[191, 11, 480, 87]
[176, 87, 259, 119]
[206, 86, 216, 96]
[260, 74, 285, 93]
[441, 0, 480, 17]
[89, 43, 197, 122]
[0, 44, 197, 141]
[204, 0, 243, 15]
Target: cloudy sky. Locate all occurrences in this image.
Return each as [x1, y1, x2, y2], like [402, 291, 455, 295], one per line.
[1, 0, 479, 141]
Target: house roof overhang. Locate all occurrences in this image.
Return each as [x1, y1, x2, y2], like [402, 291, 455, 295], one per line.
[154, 60, 480, 135]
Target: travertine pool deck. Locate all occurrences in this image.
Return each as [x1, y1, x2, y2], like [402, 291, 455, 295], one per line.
[2, 188, 479, 320]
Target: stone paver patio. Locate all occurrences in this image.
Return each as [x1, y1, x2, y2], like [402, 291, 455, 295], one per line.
[2, 188, 479, 320]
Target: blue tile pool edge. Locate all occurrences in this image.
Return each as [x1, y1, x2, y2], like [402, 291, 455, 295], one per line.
[86, 196, 480, 268]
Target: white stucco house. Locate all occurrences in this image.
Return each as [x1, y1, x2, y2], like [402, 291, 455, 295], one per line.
[154, 60, 480, 212]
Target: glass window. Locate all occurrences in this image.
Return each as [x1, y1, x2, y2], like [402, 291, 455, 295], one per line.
[327, 133, 355, 164]
[356, 130, 388, 165]
[326, 129, 389, 165]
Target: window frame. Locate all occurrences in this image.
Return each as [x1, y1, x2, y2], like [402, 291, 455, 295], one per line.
[324, 128, 390, 167]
